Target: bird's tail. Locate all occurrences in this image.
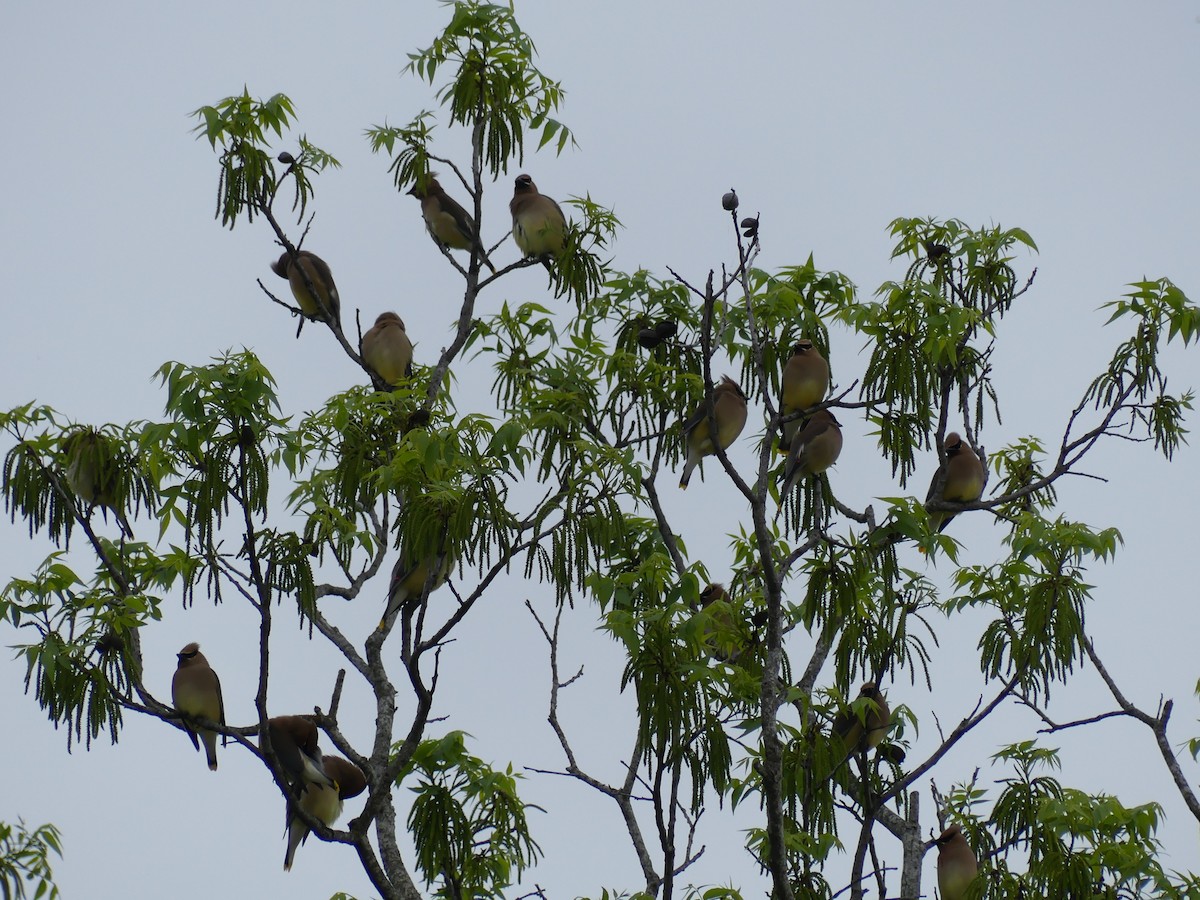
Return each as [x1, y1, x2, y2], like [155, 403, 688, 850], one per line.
[283, 815, 307, 871]
[202, 731, 218, 771]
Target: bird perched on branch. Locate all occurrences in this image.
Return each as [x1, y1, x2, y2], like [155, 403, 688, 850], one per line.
[62, 427, 133, 537]
[780, 409, 843, 495]
[510, 173, 566, 261]
[778, 340, 829, 452]
[378, 551, 453, 631]
[266, 716, 336, 792]
[679, 376, 748, 490]
[360, 312, 414, 387]
[171, 642, 225, 771]
[409, 174, 496, 273]
[925, 432, 985, 533]
[283, 755, 368, 871]
[831, 681, 890, 756]
[270, 249, 341, 327]
[696, 583, 768, 664]
[935, 824, 979, 900]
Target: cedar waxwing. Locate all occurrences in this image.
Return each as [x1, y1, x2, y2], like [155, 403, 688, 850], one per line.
[779, 340, 829, 452]
[510, 174, 566, 260]
[62, 427, 133, 537]
[831, 682, 890, 755]
[936, 824, 979, 900]
[378, 552, 453, 630]
[270, 250, 341, 327]
[780, 409, 843, 495]
[408, 174, 497, 274]
[283, 755, 368, 871]
[697, 582, 731, 656]
[925, 432, 985, 533]
[697, 583, 764, 664]
[360, 312, 414, 386]
[698, 582, 727, 609]
[171, 642, 225, 771]
[266, 716, 336, 791]
[679, 376, 748, 490]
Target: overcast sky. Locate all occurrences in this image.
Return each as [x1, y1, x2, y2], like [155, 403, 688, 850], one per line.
[2, 3, 1198, 899]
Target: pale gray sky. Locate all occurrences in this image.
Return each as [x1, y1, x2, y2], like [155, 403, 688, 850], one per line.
[2, 2, 1198, 898]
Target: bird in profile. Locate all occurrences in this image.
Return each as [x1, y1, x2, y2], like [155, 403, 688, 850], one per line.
[510, 174, 566, 262]
[780, 409, 843, 495]
[409, 174, 496, 274]
[266, 716, 337, 792]
[935, 824, 979, 900]
[378, 552, 453, 631]
[696, 582, 736, 661]
[679, 376, 748, 489]
[283, 755, 368, 871]
[925, 431, 985, 533]
[831, 681, 891, 756]
[696, 582, 767, 664]
[270, 250, 341, 327]
[778, 340, 829, 452]
[62, 427, 133, 537]
[171, 642, 225, 771]
[360, 312, 414, 387]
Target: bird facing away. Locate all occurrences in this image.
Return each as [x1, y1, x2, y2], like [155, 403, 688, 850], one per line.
[679, 376, 748, 489]
[283, 755, 368, 871]
[408, 174, 496, 273]
[171, 642, 225, 771]
[61, 427, 133, 537]
[780, 409, 843, 495]
[378, 551, 453, 630]
[360, 312, 414, 387]
[779, 340, 830, 452]
[510, 174, 566, 259]
[936, 824, 979, 900]
[267, 716, 336, 792]
[270, 250, 341, 327]
[831, 682, 891, 755]
[925, 432, 985, 533]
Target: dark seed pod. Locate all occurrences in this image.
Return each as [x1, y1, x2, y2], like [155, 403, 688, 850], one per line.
[878, 743, 907, 765]
[277, 151, 296, 165]
[637, 328, 662, 350]
[654, 319, 678, 340]
[740, 216, 759, 239]
[721, 189, 739, 211]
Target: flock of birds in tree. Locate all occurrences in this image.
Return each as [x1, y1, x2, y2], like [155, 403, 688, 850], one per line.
[60, 173, 984, 892]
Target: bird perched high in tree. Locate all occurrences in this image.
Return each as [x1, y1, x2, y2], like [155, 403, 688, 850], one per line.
[171, 642, 225, 771]
[266, 716, 337, 792]
[831, 681, 891, 756]
[378, 551, 454, 631]
[270, 249, 341, 328]
[679, 376, 748, 490]
[409, 173, 496, 273]
[360, 312, 414, 387]
[510, 173, 566, 262]
[935, 824, 979, 900]
[61, 427, 133, 537]
[778, 339, 829, 452]
[925, 431, 985, 533]
[283, 755, 368, 871]
[780, 409, 843, 496]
